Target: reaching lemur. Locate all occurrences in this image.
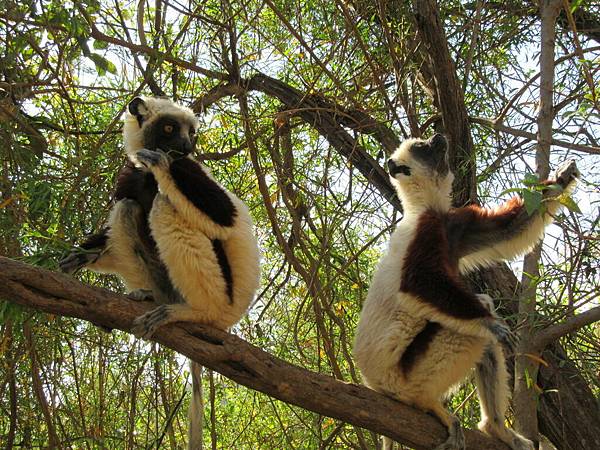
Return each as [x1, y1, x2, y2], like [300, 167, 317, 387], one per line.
[353, 134, 579, 450]
[60, 97, 261, 450]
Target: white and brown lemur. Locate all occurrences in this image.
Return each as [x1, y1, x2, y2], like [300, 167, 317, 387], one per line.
[60, 97, 261, 449]
[353, 134, 578, 450]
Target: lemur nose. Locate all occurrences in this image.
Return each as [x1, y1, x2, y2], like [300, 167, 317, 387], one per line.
[429, 133, 447, 147]
[387, 159, 396, 173]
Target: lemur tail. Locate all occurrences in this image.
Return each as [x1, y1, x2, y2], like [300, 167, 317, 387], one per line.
[188, 360, 204, 450]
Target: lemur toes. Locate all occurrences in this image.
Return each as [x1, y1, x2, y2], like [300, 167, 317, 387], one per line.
[128, 289, 155, 302]
[59, 250, 101, 274]
[434, 422, 465, 450]
[131, 305, 171, 338]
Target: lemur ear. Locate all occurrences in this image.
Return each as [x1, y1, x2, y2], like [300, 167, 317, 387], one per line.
[128, 97, 150, 125]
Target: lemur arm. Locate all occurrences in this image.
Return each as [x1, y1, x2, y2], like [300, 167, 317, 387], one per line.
[400, 262, 511, 343]
[135, 150, 238, 240]
[452, 160, 579, 273]
[399, 213, 511, 344]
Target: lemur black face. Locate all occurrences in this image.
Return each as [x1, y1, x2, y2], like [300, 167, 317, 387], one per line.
[409, 133, 449, 176]
[143, 115, 197, 158]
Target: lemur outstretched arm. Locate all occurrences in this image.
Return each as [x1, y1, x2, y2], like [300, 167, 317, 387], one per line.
[400, 213, 513, 346]
[135, 150, 238, 240]
[452, 160, 579, 272]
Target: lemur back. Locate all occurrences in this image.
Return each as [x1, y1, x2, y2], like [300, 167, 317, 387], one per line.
[354, 134, 578, 450]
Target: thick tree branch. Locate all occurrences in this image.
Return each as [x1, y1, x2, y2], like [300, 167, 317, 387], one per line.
[411, 0, 477, 205]
[0, 256, 511, 450]
[245, 73, 402, 210]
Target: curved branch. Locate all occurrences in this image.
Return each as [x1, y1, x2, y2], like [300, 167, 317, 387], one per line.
[245, 73, 402, 211]
[0, 256, 511, 450]
[532, 305, 600, 351]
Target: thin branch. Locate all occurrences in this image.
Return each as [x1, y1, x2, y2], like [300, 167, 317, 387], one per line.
[532, 306, 600, 351]
[0, 256, 512, 450]
[470, 117, 600, 154]
[76, 4, 228, 82]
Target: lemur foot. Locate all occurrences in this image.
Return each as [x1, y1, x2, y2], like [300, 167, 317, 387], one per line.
[59, 250, 101, 274]
[131, 304, 171, 338]
[486, 319, 518, 351]
[128, 289, 155, 302]
[510, 434, 535, 450]
[434, 421, 465, 450]
[479, 420, 534, 450]
[136, 149, 170, 170]
[555, 159, 579, 188]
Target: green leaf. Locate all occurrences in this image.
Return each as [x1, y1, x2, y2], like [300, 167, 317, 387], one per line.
[88, 53, 117, 76]
[523, 189, 543, 216]
[522, 173, 540, 186]
[558, 194, 582, 214]
[93, 39, 108, 50]
[570, 0, 584, 13]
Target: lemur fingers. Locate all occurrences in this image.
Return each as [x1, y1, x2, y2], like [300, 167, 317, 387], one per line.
[476, 294, 497, 316]
[59, 249, 102, 274]
[128, 289, 155, 302]
[485, 319, 518, 351]
[136, 149, 170, 171]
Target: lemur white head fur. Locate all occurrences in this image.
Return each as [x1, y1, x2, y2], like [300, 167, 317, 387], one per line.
[387, 134, 454, 214]
[123, 97, 200, 164]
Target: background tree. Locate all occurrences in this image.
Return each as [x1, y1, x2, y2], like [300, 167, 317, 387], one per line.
[0, 0, 599, 449]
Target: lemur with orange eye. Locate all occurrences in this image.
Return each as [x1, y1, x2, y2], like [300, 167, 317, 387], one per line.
[354, 134, 579, 450]
[60, 97, 261, 450]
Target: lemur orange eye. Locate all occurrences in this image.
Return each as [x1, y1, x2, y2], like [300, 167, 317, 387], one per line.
[164, 125, 174, 133]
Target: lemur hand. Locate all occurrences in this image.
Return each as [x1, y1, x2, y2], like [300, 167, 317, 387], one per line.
[486, 318, 518, 351]
[476, 293, 497, 317]
[136, 149, 171, 170]
[554, 159, 579, 188]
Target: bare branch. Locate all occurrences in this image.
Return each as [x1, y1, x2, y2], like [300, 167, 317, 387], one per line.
[470, 117, 600, 154]
[532, 306, 600, 351]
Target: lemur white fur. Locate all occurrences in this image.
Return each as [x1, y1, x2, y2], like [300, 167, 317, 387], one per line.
[353, 134, 578, 450]
[60, 97, 261, 450]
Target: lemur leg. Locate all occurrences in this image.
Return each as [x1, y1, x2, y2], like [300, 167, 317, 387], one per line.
[59, 228, 109, 274]
[427, 403, 465, 450]
[110, 199, 184, 305]
[475, 345, 534, 450]
[61, 199, 183, 305]
[60, 200, 145, 283]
